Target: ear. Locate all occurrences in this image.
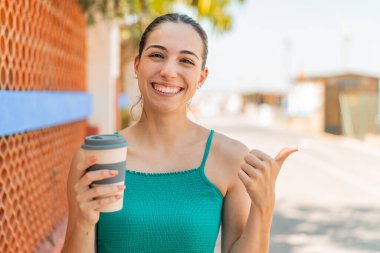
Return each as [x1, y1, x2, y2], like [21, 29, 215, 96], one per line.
[198, 67, 208, 88]
[134, 56, 139, 74]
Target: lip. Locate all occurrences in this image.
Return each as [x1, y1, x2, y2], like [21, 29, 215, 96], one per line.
[150, 82, 184, 97]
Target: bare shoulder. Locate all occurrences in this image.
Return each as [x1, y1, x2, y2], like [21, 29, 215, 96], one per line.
[212, 131, 249, 165]
[210, 131, 249, 188]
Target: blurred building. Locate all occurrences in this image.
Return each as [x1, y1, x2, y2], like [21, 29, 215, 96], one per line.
[288, 72, 380, 139]
[242, 91, 285, 108]
[192, 92, 244, 117]
[241, 91, 287, 127]
[192, 90, 288, 128]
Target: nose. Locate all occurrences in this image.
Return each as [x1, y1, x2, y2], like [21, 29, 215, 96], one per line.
[160, 59, 178, 79]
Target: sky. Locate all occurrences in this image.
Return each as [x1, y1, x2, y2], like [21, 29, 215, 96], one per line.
[195, 0, 380, 92]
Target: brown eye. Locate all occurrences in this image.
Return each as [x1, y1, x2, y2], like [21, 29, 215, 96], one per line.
[149, 53, 164, 59]
[180, 58, 195, 65]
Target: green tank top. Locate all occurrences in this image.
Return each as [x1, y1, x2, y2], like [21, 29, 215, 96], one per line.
[97, 130, 224, 253]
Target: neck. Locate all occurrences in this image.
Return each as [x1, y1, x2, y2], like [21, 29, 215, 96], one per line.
[135, 107, 198, 150]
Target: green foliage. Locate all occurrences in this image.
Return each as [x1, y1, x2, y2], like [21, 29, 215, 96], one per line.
[77, 0, 245, 32]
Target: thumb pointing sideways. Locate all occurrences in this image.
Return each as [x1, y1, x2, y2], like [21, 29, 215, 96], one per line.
[274, 147, 299, 169]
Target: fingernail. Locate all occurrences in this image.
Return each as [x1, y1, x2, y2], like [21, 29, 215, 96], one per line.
[118, 185, 125, 190]
[116, 195, 122, 199]
[91, 157, 97, 162]
[110, 170, 118, 175]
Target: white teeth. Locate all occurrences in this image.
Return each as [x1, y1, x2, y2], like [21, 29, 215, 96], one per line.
[153, 83, 181, 94]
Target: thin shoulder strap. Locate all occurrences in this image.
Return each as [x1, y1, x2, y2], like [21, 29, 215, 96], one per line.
[200, 129, 214, 169]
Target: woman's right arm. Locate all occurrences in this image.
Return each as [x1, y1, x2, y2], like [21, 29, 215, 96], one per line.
[61, 149, 125, 253]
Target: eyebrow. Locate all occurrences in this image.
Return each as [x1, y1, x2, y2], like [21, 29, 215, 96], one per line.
[145, 44, 199, 60]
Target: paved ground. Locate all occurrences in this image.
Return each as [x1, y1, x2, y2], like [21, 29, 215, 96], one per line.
[199, 115, 380, 253]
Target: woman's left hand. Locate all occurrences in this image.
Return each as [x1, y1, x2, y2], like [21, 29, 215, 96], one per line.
[238, 147, 298, 212]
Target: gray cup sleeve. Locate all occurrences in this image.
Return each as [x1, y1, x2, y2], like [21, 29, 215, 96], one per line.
[86, 161, 126, 184]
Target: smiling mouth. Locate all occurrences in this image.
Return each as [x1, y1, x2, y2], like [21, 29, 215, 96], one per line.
[151, 83, 184, 95]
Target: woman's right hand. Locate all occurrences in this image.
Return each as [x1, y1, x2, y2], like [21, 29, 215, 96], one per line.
[73, 156, 126, 230]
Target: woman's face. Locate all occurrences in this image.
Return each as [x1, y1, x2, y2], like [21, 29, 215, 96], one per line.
[135, 22, 208, 113]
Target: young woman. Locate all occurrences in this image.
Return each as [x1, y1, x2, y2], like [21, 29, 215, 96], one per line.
[62, 13, 297, 253]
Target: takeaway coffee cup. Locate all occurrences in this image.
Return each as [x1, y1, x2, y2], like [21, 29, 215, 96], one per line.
[81, 133, 128, 212]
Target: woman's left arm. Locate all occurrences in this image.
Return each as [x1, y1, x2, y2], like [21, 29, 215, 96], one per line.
[227, 147, 298, 253]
